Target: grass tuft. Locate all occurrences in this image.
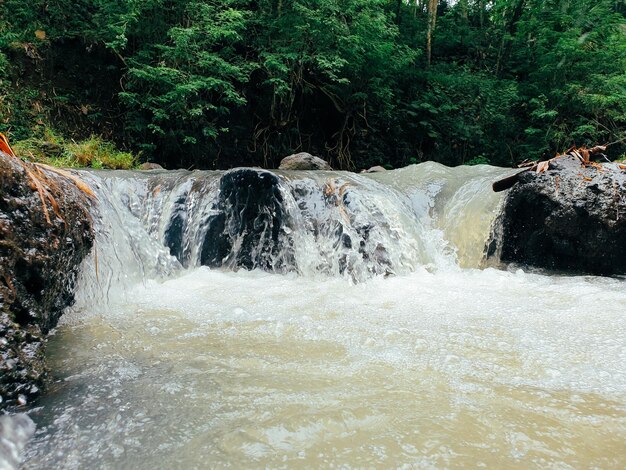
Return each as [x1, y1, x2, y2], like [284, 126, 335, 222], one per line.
[12, 129, 137, 170]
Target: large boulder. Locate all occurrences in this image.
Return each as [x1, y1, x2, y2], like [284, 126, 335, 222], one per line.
[278, 152, 332, 170]
[199, 169, 294, 272]
[487, 155, 626, 275]
[0, 153, 93, 409]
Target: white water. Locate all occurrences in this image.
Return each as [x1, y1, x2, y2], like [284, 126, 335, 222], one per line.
[21, 164, 626, 468]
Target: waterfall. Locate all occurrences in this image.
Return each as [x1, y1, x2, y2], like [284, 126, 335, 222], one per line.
[69, 163, 512, 309]
[22, 163, 626, 469]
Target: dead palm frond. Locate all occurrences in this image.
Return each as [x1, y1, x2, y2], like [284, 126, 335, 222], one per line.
[0, 133, 17, 157]
[1, 133, 96, 224]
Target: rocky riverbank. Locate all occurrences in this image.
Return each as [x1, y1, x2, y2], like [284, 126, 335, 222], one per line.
[0, 152, 93, 410]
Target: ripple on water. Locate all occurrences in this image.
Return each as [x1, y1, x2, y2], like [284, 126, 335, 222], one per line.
[22, 267, 626, 469]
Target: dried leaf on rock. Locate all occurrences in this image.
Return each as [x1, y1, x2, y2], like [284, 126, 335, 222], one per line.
[36, 164, 97, 200]
[536, 161, 550, 173]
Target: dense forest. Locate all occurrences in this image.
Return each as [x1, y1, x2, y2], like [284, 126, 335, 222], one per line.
[0, 0, 624, 170]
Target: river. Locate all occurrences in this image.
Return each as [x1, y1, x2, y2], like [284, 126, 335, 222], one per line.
[21, 163, 626, 468]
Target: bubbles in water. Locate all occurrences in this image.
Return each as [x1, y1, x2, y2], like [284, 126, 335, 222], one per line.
[22, 164, 626, 468]
[24, 268, 626, 468]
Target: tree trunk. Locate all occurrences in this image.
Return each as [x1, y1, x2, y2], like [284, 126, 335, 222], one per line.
[426, 0, 438, 66]
[495, 0, 527, 76]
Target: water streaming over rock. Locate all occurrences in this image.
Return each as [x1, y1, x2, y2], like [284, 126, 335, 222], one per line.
[20, 163, 626, 468]
[68, 163, 508, 310]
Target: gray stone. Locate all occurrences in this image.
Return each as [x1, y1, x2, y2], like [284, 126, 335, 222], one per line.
[139, 162, 164, 170]
[361, 166, 387, 173]
[487, 155, 626, 275]
[278, 152, 332, 171]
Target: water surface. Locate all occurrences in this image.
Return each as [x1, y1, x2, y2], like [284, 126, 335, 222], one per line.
[23, 267, 626, 468]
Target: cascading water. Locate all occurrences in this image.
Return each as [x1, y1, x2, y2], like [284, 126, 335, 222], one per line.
[21, 163, 626, 469]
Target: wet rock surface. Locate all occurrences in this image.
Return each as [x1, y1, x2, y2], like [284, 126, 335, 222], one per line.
[0, 153, 93, 409]
[278, 152, 332, 170]
[200, 169, 293, 272]
[488, 155, 626, 275]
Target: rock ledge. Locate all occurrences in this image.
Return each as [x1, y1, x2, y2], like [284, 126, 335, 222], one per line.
[487, 155, 626, 275]
[0, 153, 93, 409]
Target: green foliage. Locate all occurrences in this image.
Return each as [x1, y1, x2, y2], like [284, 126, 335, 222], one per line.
[509, 0, 626, 158]
[13, 130, 137, 169]
[0, 52, 8, 78]
[64, 136, 136, 169]
[0, 0, 624, 169]
[403, 66, 520, 166]
[250, 0, 418, 167]
[465, 155, 490, 166]
[118, 0, 252, 164]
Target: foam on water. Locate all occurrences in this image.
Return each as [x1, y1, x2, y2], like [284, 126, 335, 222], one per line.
[19, 163, 626, 468]
[23, 268, 626, 468]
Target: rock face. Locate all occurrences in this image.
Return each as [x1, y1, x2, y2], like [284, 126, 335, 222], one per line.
[200, 169, 293, 271]
[278, 152, 332, 171]
[487, 155, 626, 275]
[0, 153, 93, 409]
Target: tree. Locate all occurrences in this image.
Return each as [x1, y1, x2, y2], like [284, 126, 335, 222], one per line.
[0, 0, 624, 168]
[426, 0, 438, 65]
[118, 0, 252, 166]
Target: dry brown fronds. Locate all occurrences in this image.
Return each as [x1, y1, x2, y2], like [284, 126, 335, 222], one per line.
[494, 143, 612, 192]
[35, 163, 97, 200]
[23, 165, 62, 225]
[1, 133, 96, 225]
[0, 133, 17, 157]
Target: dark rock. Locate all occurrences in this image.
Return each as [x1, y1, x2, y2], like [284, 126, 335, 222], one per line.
[0, 153, 93, 409]
[139, 162, 164, 170]
[278, 152, 332, 171]
[164, 190, 190, 265]
[487, 155, 626, 275]
[201, 169, 294, 271]
[0, 414, 35, 469]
